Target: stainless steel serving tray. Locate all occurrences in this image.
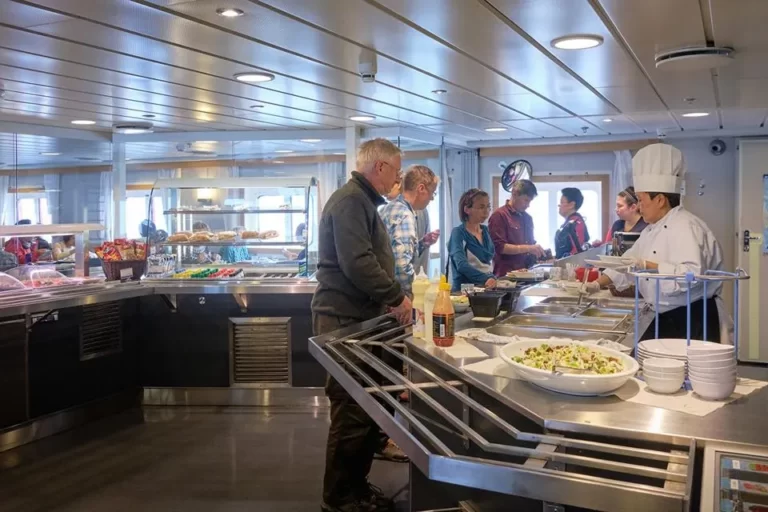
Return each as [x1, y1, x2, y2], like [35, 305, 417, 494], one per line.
[501, 313, 622, 331]
[486, 324, 624, 342]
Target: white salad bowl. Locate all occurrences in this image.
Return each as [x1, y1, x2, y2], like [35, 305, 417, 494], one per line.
[690, 378, 737, 400]
[499, 340, 639, 396]
[643, 357, 686, 373]
[644, 374, 685, 394]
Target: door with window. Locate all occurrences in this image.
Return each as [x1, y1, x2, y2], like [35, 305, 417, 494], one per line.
[494, 176, 608, 252]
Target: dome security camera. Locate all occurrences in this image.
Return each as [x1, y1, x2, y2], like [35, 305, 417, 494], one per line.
[709, 139, 727, 156]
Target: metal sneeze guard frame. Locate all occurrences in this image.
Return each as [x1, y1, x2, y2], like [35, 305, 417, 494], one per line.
[309, 315, 695, 512]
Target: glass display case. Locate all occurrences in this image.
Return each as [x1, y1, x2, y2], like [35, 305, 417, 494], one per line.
[147, 177, 318, 278]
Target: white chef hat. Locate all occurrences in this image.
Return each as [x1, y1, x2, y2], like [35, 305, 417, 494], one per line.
[632, 143, 686, 194]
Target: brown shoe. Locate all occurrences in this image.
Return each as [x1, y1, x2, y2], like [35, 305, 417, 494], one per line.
[374, 439, 409, 463]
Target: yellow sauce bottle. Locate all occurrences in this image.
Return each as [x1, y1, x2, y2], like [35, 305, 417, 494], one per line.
[431, 275, 455, 347]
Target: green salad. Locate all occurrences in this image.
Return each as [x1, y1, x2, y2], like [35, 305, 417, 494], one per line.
[512, 344, 624, 375]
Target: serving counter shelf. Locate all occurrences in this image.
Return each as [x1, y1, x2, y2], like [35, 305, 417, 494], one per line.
[308, 297, 768, 511]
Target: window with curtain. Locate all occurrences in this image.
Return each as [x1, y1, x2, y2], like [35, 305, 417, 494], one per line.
[125, 192, 165, 240]
[495, 177, 606, 251]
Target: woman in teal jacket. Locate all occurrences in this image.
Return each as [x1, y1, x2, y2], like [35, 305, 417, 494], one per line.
[448, 188, 497, 291]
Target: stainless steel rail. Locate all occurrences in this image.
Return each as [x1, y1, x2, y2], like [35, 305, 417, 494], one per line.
[309, 315, 693, 512]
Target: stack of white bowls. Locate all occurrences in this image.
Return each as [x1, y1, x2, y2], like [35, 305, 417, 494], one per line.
[688, 344, 737, 400]
[642, 357, 685, 394]
[637, 339, 725, 376]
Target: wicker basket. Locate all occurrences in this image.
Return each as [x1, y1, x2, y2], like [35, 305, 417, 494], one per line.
[100, 260, 147, 281]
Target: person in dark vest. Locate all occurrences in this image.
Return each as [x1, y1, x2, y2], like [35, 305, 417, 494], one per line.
[554, 187, 590, 259]
[312, 138, 412, 512]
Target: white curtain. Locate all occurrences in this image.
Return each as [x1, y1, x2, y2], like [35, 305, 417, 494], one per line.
[158, 169, 181, 180]
[100, 170, 113, 241]
[611, 150, 633, 222]
[43, 173, 60, 224]
[0, 175, 9, 226]
[316, 161, 343, 209]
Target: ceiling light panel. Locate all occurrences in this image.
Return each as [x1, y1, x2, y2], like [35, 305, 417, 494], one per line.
[551, 35, 604, 50]
[674, 110, 719, 130]
[290, 0, 612, 115]
[12, 0, 528, 129]
[539, 117, 607, 136]
[132, 0, 544, 121]
[596, 0, 718, 109]
[504, 119, 573, 138]
[582, 115, 644, 134]
[487, 0, 666, 112]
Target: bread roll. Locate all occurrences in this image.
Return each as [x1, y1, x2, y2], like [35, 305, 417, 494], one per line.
[168, 233, 190, 242]
[241, 230, 260, 239]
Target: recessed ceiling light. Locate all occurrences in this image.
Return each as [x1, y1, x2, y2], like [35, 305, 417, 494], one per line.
[250, 104, 265, 109]
[551, 34, 604, 50]
[234, 71, 275, 83]
[682, 112, 710, 118]
[71, 120, 95, 125]
[432, 89, 447, 95]
[40, 152, 61, 156]
[349, 115, 375, 122]
[216, 7, 244, 17]
[333, 152, 345, 155]
[275, 150, 294, 153]
[602, 118, 613, 123]
[300, 138, 322, 143]
[142, 114, 156, 119]
[197, 140, 217, 144]
[273, 160, 285, 164]
[484, 127, 508, 132]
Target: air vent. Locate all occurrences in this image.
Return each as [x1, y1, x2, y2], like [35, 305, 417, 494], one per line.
[113, 121, 153, 134]
[229, 317, 291, 387]
[80, 302, 122, 361]
[655, 46, 734, 71]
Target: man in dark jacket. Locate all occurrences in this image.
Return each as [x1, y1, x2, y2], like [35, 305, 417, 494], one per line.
[312, 138, 412, 512]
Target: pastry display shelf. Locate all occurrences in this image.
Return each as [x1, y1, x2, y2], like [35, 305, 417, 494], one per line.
[163, 209, 306, 215]
[0, 223, 103, 277]
[157, 240, 304, 247]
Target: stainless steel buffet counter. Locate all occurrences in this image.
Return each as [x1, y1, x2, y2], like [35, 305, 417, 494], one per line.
[308, 297, 768, 511]
[0, 278, 317, 319]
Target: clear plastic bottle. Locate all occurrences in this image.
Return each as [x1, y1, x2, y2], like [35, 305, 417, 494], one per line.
[424, 270, 440, 343]
[411, 270, 430, 338]
[432, 275, 455, 347]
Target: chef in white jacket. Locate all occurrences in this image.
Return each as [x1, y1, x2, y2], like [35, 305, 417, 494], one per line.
[583, 143, 727, 342]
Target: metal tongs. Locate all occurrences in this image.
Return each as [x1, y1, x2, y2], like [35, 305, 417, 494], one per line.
[552, 365, 590, 376]
[576, 263, 592, 306]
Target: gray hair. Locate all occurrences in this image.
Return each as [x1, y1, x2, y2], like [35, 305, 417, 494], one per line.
[356, 138, 402, 171]
[402, 164, 438, 192]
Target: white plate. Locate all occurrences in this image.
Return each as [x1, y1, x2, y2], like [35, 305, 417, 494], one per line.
[687, 345, 735, 355]
[687, 352, 736, 363]
[498, 340, 639, 396]
[638, 339, 720, 357]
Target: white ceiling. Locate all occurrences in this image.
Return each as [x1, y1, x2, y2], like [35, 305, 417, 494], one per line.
[0, 0, 767, 164]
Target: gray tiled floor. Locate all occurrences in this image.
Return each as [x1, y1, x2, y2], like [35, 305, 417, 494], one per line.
[0, 407, 409, 512]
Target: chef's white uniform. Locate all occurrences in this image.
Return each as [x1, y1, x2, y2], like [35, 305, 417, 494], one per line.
[603, 143, 732, 342]
[606, 206, 723, 312]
